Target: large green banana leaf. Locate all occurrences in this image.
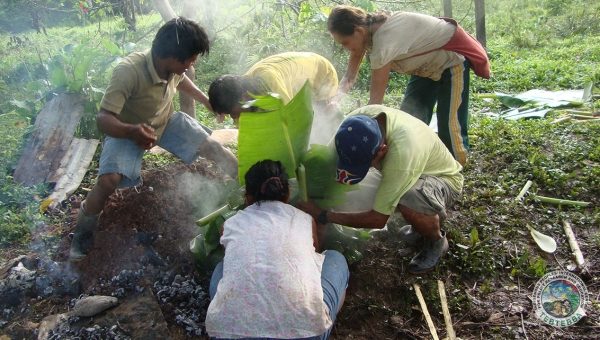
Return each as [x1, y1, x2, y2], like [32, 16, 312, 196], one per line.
[237, 82, 313, 185]
[193, 82, 368, 268]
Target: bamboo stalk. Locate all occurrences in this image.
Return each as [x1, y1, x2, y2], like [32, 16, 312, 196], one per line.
[535, 195, 591, 207]
[196, 204, 230, 226]
[413, 284, 439, 340]
[297, 163, 308, 202]
[550, 116, 572, 124]
[515, 180, 533, 201]
[474, 93, 497, 99]
[438, 280, 456, 340]
[571, 114, 598, 120]
[563, 109, 594, 116]
[562, 220, 585, 269]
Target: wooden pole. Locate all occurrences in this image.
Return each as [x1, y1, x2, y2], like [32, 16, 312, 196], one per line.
[443, 0, 452, 18]
[562, 220, 585, 269]
[438, 280, 456, 340]
[474, 0, 486, 48]
[180, 67, 197, 119]
[414, 284, 440, 340]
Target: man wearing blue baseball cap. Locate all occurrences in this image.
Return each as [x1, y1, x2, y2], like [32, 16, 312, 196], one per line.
[298, 105, 463, 274]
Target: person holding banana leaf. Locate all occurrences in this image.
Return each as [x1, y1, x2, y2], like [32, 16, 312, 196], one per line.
[298, 105, 464, 274]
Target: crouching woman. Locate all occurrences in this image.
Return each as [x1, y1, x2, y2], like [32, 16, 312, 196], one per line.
[205, 160, 349, 340]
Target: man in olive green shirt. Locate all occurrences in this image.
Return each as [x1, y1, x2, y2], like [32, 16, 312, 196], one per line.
[299, 105, 463, 274]
[70, 17, 238, 261]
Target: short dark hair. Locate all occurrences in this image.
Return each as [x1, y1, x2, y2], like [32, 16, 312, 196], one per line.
[152, 17, 210, 62]
[208, 75, 246, 115]
[245, 160, 289, 205]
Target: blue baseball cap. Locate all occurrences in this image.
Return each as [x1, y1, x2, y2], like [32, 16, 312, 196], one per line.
[334, 115, 382, 185]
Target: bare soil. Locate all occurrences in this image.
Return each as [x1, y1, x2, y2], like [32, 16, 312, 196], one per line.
[1, 159, 599, 340]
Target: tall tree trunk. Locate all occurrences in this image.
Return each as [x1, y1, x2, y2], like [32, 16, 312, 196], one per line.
[199, 0, 216, 37]
[182, 0, 200, 21]
[152, 0, 196, 118]
[123, 0, 137, 31]
[180, 68, 196, 118]
[153, 0, 177, 21]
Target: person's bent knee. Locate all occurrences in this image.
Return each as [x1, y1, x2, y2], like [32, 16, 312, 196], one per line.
[325, 250, 347, 265]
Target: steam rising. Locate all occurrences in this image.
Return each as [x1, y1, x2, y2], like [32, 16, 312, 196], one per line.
[176, 171, 229, 222]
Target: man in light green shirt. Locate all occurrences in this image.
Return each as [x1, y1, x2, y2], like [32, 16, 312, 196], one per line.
[298, 105, 463, 274]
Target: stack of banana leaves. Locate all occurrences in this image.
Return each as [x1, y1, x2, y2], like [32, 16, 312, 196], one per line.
[191, 82, 372, 268]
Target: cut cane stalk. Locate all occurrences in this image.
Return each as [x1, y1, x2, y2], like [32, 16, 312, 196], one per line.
[535, 196, 591, 207]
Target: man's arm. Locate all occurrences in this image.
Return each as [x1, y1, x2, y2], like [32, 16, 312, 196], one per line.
[177, 74, 213, 112]
[368, 62, 392, 105]
[297, 199, 389, 230]
[97, 108, 156, 149]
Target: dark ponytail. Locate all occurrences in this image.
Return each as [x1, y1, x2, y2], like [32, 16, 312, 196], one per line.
[245, 160, 289, 205]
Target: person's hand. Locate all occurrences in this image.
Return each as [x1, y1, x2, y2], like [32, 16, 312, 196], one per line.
[296, 198, 323, 220]
[325, 101, 341, 116]
[129, 123, 157, 150]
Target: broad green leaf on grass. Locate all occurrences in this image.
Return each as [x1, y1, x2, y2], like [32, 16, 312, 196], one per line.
[496, 88, 590, 109]
[237, 81, 313, 185]
[500, 107, 551, 120]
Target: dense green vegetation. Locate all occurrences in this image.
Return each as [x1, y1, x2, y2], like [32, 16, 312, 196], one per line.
[0, 0, 599, 285]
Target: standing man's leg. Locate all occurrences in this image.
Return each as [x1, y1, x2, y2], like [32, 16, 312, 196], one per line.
[400, 75, 439, 125]
[70, 137, 145, 260]
[436, 60, 471, 166]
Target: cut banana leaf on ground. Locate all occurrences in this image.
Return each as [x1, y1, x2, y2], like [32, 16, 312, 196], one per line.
[500, 107, 551, 120]
[526, 223, 557, 253]
[495, 82, 593, 108]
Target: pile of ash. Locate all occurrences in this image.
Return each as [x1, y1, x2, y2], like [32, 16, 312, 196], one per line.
[154, 271, 211, 337]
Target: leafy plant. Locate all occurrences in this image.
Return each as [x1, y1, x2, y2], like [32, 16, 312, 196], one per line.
[33, 38, 134, 138]
[509, 252, 547, 278]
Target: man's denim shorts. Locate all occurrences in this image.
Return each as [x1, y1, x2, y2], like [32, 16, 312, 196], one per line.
[98, 111, 211, 188]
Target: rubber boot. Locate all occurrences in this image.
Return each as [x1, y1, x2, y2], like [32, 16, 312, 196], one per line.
[69, 203, 99, 261]
[397, 225, 422, 248]
[407, 231, 448, 274]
